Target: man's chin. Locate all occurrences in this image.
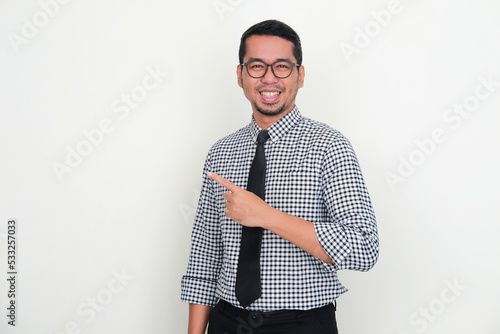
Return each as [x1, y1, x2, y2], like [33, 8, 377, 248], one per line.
[254, 104, 287, 117]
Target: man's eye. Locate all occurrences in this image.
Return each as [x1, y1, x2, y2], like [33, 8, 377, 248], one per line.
[275, 63, 291, 69]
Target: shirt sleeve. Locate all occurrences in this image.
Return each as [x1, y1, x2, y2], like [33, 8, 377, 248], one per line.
[181, 151, 222, 306]
[314, 135, 379, 272]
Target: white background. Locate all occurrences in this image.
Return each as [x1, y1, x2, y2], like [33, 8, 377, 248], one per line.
[1, 0, 499, 333]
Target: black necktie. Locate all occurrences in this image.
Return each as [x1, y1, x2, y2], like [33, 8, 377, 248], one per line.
[235, 130, 270, 308]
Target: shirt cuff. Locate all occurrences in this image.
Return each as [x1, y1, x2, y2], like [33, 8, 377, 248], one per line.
[181, 275, 219, 306]
[314, 222, 351, 270]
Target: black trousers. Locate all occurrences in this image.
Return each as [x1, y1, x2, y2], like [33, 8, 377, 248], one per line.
[208, 299, 338, 334]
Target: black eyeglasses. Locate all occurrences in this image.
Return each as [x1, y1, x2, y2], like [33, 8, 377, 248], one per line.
[241, 60, 300, 79]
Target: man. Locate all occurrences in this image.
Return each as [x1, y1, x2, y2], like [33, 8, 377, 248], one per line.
[181, 20, 379, 334]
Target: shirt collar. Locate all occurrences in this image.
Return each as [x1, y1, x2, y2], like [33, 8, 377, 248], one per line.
[249, 106, 303, 143]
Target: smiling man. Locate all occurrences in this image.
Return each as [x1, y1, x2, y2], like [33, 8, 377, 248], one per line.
[181, 20, 379, 334]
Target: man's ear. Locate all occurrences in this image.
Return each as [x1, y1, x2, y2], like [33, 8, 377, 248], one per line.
[298, 65, 305, 88]
[237, 64, 243, 88]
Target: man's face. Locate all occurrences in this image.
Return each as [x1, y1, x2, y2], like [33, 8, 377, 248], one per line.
[237, 35, 305, 119]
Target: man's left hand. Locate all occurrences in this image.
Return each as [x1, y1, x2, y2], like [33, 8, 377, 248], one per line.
[208, 171, 272, 228]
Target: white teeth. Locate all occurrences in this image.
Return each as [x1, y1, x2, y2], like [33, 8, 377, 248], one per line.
[260, 91, 280, 97]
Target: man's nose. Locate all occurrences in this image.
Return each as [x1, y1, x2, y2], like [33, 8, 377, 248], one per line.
[260, 65, 279, 84]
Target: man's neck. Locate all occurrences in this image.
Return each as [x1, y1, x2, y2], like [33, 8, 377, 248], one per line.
[252, 105, 295, 129]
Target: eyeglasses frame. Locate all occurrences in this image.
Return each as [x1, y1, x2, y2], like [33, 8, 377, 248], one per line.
[241, 59, 301, 79]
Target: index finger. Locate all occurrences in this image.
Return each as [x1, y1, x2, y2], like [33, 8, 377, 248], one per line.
[207, 172, 239, 192]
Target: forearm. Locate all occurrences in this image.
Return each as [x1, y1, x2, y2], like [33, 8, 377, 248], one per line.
[264, 207, 333, 264]
[188, 303, 212, 334]
[206, 171, 333, 263]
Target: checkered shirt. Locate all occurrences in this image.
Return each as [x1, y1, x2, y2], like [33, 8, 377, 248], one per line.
[181, 106, 379, 311]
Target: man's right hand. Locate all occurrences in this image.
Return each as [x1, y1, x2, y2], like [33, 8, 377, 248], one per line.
[188, 303, 212, 334]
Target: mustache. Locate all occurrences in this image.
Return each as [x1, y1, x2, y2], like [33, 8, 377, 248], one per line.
[255, 84, 285, 91]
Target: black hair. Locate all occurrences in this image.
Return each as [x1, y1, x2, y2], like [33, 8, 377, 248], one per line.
[238, 20, 302, 65]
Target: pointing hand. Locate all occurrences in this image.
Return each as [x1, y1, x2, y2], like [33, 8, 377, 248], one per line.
[208, 171, 271, 228]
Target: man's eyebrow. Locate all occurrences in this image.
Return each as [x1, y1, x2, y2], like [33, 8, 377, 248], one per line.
[246, 57, 294, 63]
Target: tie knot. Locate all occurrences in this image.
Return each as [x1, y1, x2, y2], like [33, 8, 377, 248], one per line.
[256, 130, 270, 145]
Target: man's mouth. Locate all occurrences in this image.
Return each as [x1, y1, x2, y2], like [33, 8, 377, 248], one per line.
[259, 90, 282, 103]
[260, 91, 280, 97]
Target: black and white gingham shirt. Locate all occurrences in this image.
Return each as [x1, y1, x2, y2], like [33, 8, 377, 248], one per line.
[181, 106, 379, 311]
